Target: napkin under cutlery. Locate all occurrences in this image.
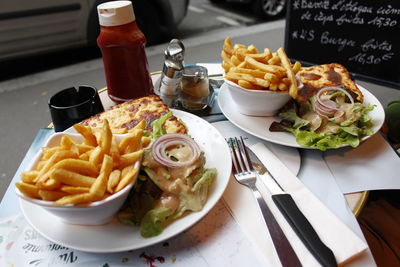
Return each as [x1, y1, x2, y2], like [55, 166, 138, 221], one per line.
[324, 133, 400, 194]
[248, 142, 368, 266]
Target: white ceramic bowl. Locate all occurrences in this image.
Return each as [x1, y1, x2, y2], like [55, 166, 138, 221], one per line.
[15, 132, 139, 225]
[224, 79, 291, 116]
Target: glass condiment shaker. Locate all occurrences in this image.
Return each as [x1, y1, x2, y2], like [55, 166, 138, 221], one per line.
[156, 39, 185, 107]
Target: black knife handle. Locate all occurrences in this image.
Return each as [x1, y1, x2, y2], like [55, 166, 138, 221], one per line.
[272, 194, 338, 267]
[252, 189, 302, 267]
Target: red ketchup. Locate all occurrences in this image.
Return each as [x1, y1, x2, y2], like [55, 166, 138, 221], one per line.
[97, 1, 153, 103]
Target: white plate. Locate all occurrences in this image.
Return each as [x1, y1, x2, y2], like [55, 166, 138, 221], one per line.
[20, 109, 232, 253]
[218, 83, 385, 149]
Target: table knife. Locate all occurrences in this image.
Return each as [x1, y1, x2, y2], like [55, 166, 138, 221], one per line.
[247, 147, 338, 267]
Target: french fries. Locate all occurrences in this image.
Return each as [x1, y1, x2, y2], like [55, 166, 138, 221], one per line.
[221, 37, 301, 98]
[16, 119, 144, 206]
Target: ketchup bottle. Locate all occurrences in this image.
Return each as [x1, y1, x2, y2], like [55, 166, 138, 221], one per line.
[97, 1, 153, 103]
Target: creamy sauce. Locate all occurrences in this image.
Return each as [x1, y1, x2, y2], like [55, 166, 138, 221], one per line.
[142, 148, 205, 212]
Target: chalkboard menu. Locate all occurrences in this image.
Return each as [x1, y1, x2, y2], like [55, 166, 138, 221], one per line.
[284, 0, 400, 88]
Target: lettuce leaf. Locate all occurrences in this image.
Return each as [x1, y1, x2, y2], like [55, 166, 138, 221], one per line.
[276, 100, 374, 151]
[151, 112, 172, 139]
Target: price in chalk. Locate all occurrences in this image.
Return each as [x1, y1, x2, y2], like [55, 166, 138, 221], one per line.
[367, 16, 397, 28]
[348, 52, 394, 65]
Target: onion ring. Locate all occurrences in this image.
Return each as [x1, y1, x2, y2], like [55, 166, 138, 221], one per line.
[152, 133, 200, 168]
[314, 86, 354, 120]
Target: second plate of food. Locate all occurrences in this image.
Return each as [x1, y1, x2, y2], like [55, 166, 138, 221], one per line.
[218, 83, 385, 149]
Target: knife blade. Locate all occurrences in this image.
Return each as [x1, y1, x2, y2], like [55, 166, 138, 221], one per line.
[247, 146, 338, 267]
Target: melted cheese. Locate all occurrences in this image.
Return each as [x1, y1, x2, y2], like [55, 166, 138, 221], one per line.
[81, 94, 187, 134]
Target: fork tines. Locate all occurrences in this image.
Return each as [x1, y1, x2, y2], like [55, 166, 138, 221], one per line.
[228, 136, 254, 174]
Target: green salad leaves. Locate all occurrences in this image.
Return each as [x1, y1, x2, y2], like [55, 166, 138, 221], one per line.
[118, 113, 217, 237]
[270, 93, 375, 151]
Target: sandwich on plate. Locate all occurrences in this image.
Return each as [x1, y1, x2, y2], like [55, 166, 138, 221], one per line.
[270, 63, 375, 150]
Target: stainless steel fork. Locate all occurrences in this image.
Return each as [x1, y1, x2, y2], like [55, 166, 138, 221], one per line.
[228, 137, 302, 267]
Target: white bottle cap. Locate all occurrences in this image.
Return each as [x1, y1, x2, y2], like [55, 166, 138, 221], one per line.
[97, 1, 135, 27]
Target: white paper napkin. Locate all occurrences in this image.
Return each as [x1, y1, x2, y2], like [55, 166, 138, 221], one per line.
[324, 133, 400, 194]
[247, 143, 368, 266]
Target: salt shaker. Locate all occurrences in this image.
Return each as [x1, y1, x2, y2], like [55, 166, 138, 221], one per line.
[156, 39, 185, 107]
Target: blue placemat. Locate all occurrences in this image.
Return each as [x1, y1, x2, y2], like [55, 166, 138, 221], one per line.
[0, 128, 54, 218]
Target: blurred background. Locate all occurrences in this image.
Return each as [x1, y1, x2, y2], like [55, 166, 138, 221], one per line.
[0, 0, 285, 80]
[0, 0, 285, 199]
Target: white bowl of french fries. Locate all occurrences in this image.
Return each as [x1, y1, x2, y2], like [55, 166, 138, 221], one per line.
[221, 37, 301, 116]
[15, 121, 143, 225]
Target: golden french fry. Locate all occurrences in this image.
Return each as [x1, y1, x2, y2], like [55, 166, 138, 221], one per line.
[41, 146, 63, 160]
[100, 120, 112, 155]
[225, 72, 257, 83]
[76, 144, 95, 154]
[221, 61, 232, 73]
[35, 160, 47, 171]
[73, 124, 98, 146]
[16, 182, 40, 199]
[51, 168, 96, 187]
[230, 67, 266, 78]
[60, 185, 90, 194]
[60, 135, 76, 149]
[53, 158, 98, 176]
[54, 192, 94, 206]
[269, 83, 279, 91]
[264, 72, 280, 83]
[238, 79, 254, 89]
[277, 47, 298, 98]
[90, 155, 113, 199]
[107, 169, 121, 194]
[38, 190, 68, 201]
[254, 78, 270, 88]
[112, 128, 128, 134]
[292, 61, 302, 74]
[34, 150, 78, 183]
[119, 150, 144, 168]
[278, 83, 288, 91]
[230, 55, 242, 66]
[223, 36, 234, 55]
[245, 56, 286, 74]
[130, 120, 146, 132]
[268, 55, 281, 65]
[119, 130, 143, 154]
[237, 61, 246, 68]
[234, 48, 249, 61]
[247, 44, 258, 54]
[89, 146, 103, 168]
[221, 51, 234, 67]
[38, 178, 61, 190]
[20, 171, 39, 184]
[79, 153, 89, 161]
[110, 136, 120, 166]
[282, 77, 291, 86]
[234, 43, 246, 50]
[115, 162, 140, 192]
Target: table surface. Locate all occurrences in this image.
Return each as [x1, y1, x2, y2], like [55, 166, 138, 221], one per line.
[0, 66, 382, 266]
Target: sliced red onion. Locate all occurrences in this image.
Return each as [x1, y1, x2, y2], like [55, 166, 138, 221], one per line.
[295, 74, 304, 89]
[314, 86, 354, 120]
[152, 133, 200, 168]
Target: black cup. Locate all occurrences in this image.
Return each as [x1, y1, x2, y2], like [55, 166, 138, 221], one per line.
[48, 86, 104, 132]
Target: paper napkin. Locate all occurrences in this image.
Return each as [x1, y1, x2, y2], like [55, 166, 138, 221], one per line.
[247, 143, 368, 266]
[324, 133, 400, 194]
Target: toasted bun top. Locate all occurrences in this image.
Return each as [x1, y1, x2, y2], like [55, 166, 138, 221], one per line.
[296, 63, 363, 103]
